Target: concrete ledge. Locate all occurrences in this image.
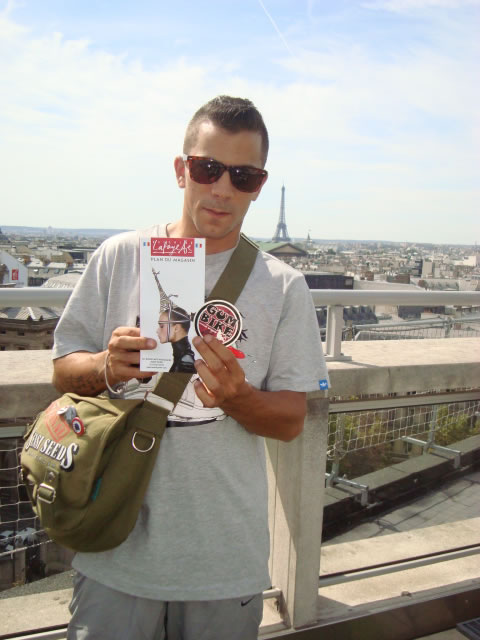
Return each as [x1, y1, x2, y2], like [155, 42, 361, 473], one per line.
[0, 586, 71, 636]
[316, 519, 480, 635]
[328, 338, 480, 396]
[0, 351, 58, 420]
[1, 339, 479, 420]
[320, 518, 480, 575]
[317, 556, 480, 623]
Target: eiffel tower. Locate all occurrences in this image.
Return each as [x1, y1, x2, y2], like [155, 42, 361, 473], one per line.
[272, 185, 290, 242]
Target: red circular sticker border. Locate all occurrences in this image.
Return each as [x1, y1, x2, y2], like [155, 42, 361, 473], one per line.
[193, 299, 242, 347]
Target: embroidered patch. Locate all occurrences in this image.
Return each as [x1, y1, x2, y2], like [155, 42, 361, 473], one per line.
[45, 400, 71, 442]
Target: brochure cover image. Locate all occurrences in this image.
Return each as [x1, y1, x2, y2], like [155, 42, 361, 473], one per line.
[139, 237, 205, 372]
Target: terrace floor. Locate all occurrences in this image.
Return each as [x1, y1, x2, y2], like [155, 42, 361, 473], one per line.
[324, 468, 480, 546]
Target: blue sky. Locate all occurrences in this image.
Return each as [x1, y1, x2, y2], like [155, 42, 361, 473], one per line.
[1, 0, 479, 244]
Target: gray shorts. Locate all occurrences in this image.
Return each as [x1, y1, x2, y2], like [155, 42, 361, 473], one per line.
[68, 572, 263, 640]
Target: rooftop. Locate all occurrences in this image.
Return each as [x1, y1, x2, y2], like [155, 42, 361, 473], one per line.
[0, 306, 59, 321]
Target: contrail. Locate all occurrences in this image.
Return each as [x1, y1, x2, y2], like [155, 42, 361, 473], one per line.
[257, 0, 296, 57]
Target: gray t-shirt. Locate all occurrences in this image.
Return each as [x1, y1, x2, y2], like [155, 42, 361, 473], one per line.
[53, 224, 328, 601]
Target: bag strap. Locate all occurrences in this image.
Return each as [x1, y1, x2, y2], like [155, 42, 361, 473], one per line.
[207, 233, 258, 302]
[149, 233, 258, 404]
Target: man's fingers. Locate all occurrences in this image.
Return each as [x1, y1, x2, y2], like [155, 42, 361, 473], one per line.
[192, 335, 239, 373]
[194, 359, 224, 397]
[193, 379, 218, 408]
[108, 352, 152, 382]
[192, 338, 247, 410]
[109, 326, 156, 353]
[116, 365, 153, 380]
[106, 326, 157, 384]
[109, 350, 141, 366]
[111, 336, 156, 351]
[112, 326, 141, 338]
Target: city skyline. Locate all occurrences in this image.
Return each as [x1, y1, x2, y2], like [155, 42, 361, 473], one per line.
[2, 224, 478, 250]
[1, 0, 479, 245]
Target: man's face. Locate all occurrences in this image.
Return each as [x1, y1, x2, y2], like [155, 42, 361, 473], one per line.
[157, 312, 170, 344]
[174, 121, 267, 253]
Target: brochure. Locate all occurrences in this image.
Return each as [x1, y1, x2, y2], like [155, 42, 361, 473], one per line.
[139, 237, 205, 372]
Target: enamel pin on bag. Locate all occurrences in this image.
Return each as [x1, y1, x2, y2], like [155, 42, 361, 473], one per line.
[20, 235, 259, 553]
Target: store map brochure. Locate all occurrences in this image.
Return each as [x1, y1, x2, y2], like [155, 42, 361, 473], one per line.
[139, 237, 205, 372]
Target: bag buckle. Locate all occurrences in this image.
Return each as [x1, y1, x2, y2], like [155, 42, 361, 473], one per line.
[37, 483, 56, 504]
[132, 431, 155, 453]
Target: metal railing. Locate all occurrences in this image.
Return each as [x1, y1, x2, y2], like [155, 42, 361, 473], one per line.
[0, 288, 71, 307]
[2, 287, 480, 362]
[326, 390, 480, 504]
[353, 316, 480, 340]
[311, 290, 480, 360]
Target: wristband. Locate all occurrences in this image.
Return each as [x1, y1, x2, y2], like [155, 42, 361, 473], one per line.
[104, 352, 126, 397]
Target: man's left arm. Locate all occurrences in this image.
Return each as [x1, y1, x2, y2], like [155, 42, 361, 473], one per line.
[192, 334, 306, 442]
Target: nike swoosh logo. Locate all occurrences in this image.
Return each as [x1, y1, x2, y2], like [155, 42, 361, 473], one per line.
[241, 596, 255, 607]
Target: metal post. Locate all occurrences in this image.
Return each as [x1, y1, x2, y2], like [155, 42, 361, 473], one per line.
[13, 549, 26, 587]
[324, 414, 369, 506]
[325, 414, 344, 487]
[426, 405, 438, 448]
[445, 318, 452, 338]
[325, 305, 351, 362]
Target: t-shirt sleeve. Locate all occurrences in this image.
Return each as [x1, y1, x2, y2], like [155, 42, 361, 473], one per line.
[264, 273, 329, 393]
[52, 243, 111, 359]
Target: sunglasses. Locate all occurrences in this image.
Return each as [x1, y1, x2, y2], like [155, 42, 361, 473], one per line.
[182, 154, 267, 193]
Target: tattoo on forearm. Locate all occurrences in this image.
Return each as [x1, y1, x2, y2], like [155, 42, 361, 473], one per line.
[64, 371, 105, 395]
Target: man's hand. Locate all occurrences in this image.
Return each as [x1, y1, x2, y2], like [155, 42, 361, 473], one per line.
[53, 327, 157, 396]
[106, 327, 157, 387]
[192, 334, 306, 442]
[192, 334, 250, 407]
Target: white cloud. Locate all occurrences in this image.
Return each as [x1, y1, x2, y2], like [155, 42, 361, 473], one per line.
[0, 6, 478, 243]
[0, 13, 223, 226]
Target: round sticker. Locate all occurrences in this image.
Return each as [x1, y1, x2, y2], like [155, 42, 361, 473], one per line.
[193, 300, 242, 346]
[71, 417, 85, 436]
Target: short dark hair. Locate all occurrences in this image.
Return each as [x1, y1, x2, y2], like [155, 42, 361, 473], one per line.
[183, 95, 269, 166]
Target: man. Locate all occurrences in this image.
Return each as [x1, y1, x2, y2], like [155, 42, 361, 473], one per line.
[157, 307, 196, 374]
[52, 95, 328, 639]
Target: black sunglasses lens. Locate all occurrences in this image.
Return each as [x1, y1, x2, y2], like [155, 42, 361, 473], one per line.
[229, 168, 264, 193]
[187, 156, 266, 192]
[189, 158, 224, 184]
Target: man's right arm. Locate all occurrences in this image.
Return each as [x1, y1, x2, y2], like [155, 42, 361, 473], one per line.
[53, 350, 108, 395]
[52, 327, 157, 396]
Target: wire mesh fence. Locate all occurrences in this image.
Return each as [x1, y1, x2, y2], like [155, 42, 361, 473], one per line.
[0, 436, 46, 559]
[327, 398, 480, 480]
[0, 434, 74, 593]
[0, 411, 125, 584]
